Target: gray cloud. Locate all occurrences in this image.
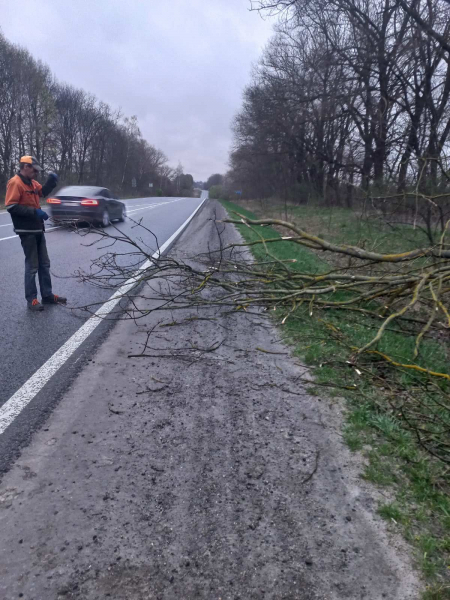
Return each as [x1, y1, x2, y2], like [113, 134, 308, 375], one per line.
[1, 0, 274, 180]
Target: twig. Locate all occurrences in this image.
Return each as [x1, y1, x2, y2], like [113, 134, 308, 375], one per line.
[256, 347, 289, 355]
[302, 450, 321, 484]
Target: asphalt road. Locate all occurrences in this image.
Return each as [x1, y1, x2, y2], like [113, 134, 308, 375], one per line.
[0, 195, 205, 474]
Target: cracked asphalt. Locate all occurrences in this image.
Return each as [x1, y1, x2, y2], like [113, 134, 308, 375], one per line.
[0, 201, 420, 599]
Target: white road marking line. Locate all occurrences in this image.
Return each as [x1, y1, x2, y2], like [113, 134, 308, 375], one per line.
[0, 199, 179, 241]
[125, 202, 162, 209]
[126, 199, 183, 215]
[0, 223, 12, 228]
[127, 204, 169, 214]
[0, 226, 62, 242]
[127, 202, 169, 215]
[62, 200, 185, 232]
[121, 198, 183, 210]
[0, 197, 207, 435]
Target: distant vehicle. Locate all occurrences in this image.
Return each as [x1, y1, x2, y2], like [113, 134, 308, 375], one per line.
[46, 186, 126, 227]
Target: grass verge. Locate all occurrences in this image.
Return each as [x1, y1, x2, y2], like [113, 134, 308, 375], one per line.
[221, 198, 450, 598]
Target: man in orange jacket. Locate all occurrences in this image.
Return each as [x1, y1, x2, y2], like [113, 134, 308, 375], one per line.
[5, 156, 67, 311]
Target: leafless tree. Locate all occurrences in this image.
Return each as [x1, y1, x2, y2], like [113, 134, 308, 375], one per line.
[0, 32, 173, 198]
[235, 0, 450, 239]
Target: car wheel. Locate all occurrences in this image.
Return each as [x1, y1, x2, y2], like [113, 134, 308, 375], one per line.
[100, 209, 110, 227]
[118, 206, 126, 222]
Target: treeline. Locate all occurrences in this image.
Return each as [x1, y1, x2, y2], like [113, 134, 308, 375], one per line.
[228, 0, 450, 227]
[0, 32, 193, 197]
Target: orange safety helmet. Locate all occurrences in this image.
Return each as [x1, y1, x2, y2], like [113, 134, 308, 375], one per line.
[20, 155, 42, 171]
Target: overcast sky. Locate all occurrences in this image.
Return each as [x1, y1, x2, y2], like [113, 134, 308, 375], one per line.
[1, 0, 275, 181]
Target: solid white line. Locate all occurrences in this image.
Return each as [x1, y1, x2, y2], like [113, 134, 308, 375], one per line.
[0, 226, 62, 242]
[0, 223, 12, 228]
[0, 197, 207, 435]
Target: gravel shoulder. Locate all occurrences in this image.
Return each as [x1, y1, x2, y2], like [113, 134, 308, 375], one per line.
[0, 201, 420, 599]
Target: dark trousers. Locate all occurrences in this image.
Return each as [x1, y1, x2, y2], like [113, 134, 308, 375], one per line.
[19, 233, 53, 303]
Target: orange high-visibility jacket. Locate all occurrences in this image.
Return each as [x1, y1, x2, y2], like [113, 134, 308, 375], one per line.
[5, 174, 44, 233]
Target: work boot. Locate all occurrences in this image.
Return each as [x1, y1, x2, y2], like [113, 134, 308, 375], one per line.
[28, 299, 44, 311]
[42, 294, 67, 305]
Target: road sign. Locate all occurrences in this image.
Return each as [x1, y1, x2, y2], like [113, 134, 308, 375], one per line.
[149, 183, 153, 188]
[132, 178, 137, 188]
[235, 190, 242, 195]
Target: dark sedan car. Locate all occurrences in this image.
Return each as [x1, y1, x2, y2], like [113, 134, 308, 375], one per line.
[46, 186, 126, 227]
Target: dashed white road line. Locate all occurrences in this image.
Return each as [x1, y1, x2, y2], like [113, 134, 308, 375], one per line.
[126, 198, 184, 215]
[0, 226, 62, 242]
[0, 234, 20, 242]
[0, 197, 207, 435]
[0, 199, 183, 242]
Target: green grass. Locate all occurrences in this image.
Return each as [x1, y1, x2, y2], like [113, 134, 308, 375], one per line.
[423, 587, 450, 600]
[222, 201, 449, 380]
[251, 201, 432, 253]
[378, 502, 406, 523]
[221, 198, 450, 597]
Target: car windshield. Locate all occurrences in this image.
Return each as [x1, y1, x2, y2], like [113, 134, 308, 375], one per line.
[57, 186, 104, 197]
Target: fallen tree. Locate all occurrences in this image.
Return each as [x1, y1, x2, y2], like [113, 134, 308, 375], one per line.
[65, 205, 449, 465]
